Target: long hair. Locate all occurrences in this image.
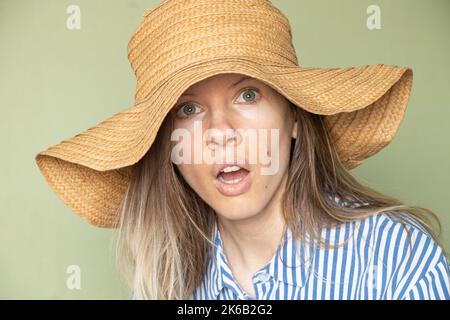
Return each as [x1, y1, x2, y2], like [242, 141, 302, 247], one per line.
[114, 101, 442, 299]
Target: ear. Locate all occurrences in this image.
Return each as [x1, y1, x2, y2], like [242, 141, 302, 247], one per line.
[291, 121, 298, 139]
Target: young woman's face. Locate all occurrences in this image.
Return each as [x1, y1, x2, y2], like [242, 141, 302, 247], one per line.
[171, 73, 297, 221]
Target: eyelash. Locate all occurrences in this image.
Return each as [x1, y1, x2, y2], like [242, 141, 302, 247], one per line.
[175, 87, 261, 118]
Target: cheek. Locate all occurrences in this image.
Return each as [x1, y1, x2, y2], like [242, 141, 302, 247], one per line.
[171, 121, 205, 165]
[257, 134, 291, 184]
[177, 164, 199, 187]
[176, 163, 216, 200]
[254, 118, 292, 176]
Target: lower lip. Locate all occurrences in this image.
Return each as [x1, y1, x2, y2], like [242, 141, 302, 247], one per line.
[213, 170, 252, 197]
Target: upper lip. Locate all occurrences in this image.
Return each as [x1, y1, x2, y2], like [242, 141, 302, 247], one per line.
[212, 160, 251, 178]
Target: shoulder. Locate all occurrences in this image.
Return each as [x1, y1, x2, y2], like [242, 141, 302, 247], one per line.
[351, 211, 434, 244]
[352, 212, 443, 257]
[344, 212, 450, 299]
[325, 209, 440, 253]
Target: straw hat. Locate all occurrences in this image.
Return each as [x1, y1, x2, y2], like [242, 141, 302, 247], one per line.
[35, 0, 413, 228]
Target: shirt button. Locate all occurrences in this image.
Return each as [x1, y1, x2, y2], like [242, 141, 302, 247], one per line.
[256, 272, 271, 283]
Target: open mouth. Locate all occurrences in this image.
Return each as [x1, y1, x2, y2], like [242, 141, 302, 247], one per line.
[217, 165, 250, 184]
[213, 164, 252, 196]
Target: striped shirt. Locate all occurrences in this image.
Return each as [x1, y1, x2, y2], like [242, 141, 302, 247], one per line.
[191, 207, 450, 300]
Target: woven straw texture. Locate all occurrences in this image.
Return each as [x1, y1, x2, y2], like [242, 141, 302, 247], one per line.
[35, 0, 413, 227]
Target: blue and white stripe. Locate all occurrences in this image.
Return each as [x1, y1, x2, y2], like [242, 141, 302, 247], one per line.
[191, 210, 450, 300]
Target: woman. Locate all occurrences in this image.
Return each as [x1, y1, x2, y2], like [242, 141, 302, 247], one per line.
[35, 0, 450, 299]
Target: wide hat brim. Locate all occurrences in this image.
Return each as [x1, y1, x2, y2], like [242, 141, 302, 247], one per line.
[35, 58, 413, 227]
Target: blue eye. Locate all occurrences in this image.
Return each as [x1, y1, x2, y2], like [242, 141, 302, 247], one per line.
[237, 88, 259, 103]
[176, 103, 202, 118]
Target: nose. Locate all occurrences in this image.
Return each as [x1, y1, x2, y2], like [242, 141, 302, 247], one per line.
[204, 109, 242, 151]
[206, 128, 241, 151]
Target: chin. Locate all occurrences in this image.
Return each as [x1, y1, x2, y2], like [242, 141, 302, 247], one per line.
[212, 200, 265, 222]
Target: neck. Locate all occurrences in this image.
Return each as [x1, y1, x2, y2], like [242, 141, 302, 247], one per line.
[217, 172, 288, 272]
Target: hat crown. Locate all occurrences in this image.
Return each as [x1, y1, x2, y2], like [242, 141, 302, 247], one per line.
[127, 0, 298, 103]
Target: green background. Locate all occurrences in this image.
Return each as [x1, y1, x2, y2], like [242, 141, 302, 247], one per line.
[1, 0, 449, 299]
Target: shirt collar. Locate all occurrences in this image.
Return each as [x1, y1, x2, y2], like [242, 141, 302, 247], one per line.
[204, 218, 314, 299]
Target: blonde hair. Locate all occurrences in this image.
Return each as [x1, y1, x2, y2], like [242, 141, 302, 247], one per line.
[114, 101, 443, 299]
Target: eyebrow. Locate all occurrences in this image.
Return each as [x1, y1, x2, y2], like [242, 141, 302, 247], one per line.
[181, 75, 251, 97]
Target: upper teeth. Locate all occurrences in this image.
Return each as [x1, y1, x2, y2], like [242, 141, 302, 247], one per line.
[221, 165, 241, 173]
